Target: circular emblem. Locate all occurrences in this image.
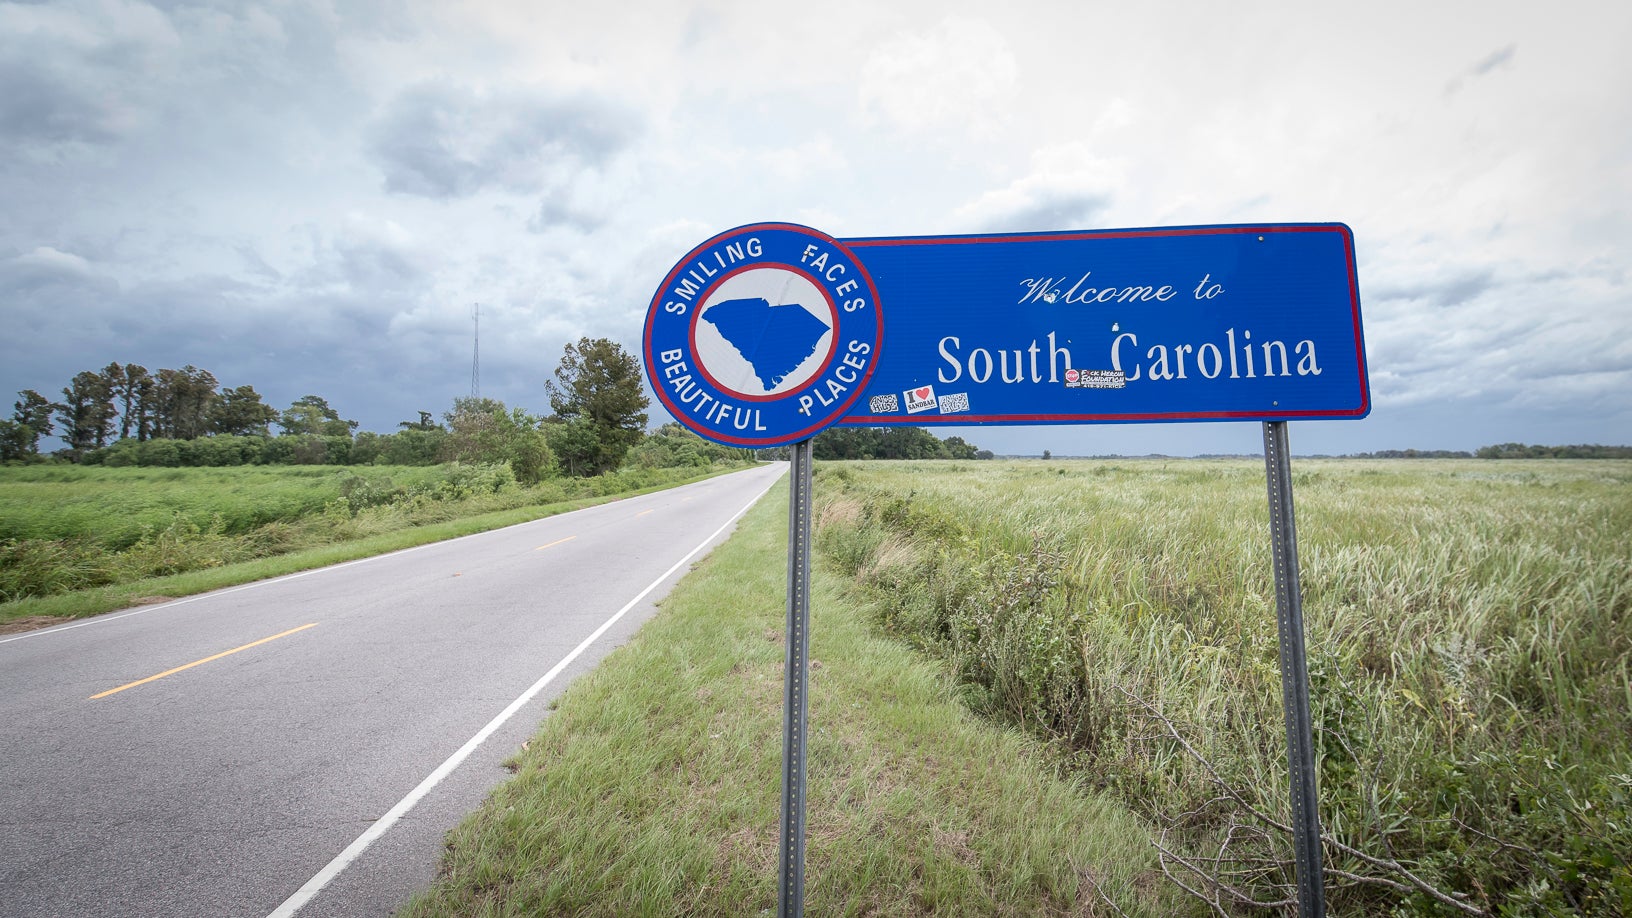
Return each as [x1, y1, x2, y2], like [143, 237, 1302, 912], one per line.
[644, 223, 883, 447]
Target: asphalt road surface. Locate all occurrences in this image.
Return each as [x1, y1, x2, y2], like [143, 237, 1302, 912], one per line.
[0, 463, 785, 917]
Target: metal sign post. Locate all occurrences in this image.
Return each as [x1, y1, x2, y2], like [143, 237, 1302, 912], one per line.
[779, 438, 814, 917]
[644, 224, 882, 918]
[1263, 421, 1326, 915]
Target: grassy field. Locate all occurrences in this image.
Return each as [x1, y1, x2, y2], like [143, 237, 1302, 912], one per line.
[401, 479, 1189, 917]
[16, 457, 1623, 913]
[0, 463, 454, 547]
[814, 459, 1632, 915]
[0, 461, 753, 624]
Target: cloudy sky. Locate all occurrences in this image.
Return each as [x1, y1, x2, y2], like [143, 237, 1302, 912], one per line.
[3, 0, 1628, 457]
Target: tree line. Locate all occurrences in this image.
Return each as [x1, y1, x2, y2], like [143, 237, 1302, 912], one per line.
[2, 338, 993, 474]
[0, 339, 671, 480]
[1472, 443, 1632, 459]
[1, 363, 285, 458]
[759, 426, 992, 461]
[1345, 444, 1632, 459]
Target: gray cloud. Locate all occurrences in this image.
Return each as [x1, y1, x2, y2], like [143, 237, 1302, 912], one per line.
[368, 83, 640, 199]
[0, 59, 121, 147]
[1471, 44, 1517, 77]
[1370, 268, 1496, 308]
[0, 0, 178, 153]
[1446, 43, 1517, 94]
[530, 188, 609, 233]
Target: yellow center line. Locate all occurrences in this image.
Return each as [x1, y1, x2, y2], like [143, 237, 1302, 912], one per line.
[637, 509, 655, 517]
[90, 622, 319, 700]
[535, 536, 577, 551]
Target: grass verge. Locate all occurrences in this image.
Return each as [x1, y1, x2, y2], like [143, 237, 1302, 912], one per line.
[0, 465, 749, 630]
[399, 478, 1188, 917]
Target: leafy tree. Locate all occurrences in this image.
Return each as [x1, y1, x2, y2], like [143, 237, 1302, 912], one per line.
[810, 427, 874, 460]
[399, 411, 442, 432]
[8, 390, 55, 457]
[277, 394, 357, 438]
[112, 364, 151, 440]
[130, 369, 157, 441]
[376, 428, 447, 465]
[57, 370, 116, 452]
[544, 418, 602, 478]
[97, 361, 126, 446]
[152, 366, 219, 439]
[623, 422, 752, 469]
[880, 427, 943, 459]
[544, 337, 648, 475]
[210, 385, 277, 436]
[1474, 442, 1632, 459]
[809, 426, 981, 461]
[442, 397, 555, 484]
[0, 421, 31, 461]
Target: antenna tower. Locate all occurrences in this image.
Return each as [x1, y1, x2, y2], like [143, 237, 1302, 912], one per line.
[470, 303, 481, 398]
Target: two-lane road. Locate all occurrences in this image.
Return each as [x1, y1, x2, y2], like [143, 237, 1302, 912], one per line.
[0, 463, 785, 917]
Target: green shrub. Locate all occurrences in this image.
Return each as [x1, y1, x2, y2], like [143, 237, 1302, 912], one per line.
[0, 538, 119, 601]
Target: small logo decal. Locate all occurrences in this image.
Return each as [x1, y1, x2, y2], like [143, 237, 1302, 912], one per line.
[937, 392, 970, 414]
[1064, 369, 1126, 389]
[643, 223, 883, 447]
[903, 385, 937, 414]
[869, 394, 900, 414]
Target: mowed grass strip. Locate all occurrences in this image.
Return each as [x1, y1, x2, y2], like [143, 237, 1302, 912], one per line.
[400, 480, 1185, 917]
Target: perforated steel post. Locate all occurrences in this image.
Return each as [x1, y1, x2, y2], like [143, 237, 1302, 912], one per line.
[1263, 421, 1326, 916]
[778, 439, 814, 918]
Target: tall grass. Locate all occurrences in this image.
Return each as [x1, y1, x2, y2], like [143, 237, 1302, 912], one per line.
[0, 462, 754, 606]
[815, 459, 1632, 915]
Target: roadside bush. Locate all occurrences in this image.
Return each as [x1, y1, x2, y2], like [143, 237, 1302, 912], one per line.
[624, 422, 753, 469]
[374, 428, 446, 466]
[0, 538, 119, 601]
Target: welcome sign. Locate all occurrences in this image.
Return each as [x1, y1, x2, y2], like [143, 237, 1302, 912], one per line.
[641, 221, 1366, 915]
[645, 222, 1368, 447]
[837, 224, 1369, 427]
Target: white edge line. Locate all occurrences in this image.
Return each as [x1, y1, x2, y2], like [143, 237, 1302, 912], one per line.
[265, 472, 779, 918]
[0, 466, 772, 647]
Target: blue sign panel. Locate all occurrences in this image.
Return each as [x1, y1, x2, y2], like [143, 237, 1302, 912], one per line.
[835, 224, 1369, 426]
[644, 223, 884, 447]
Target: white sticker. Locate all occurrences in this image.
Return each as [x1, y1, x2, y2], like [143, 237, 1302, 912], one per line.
[903, 385, 937, 414]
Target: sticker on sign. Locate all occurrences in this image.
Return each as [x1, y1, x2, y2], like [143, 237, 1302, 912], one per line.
[903, 385, 937, 414]
[1064, 370, 1125, 389]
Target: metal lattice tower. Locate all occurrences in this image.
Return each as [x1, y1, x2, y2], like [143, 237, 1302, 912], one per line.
[470, 303, 481, 398]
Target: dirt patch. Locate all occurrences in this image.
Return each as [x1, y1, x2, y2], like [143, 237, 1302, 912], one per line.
[0, 615, 71, 636]
[131, 596, 175, 606]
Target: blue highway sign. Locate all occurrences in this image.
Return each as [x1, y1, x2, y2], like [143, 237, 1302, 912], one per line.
[836, 224, 1369, 426]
